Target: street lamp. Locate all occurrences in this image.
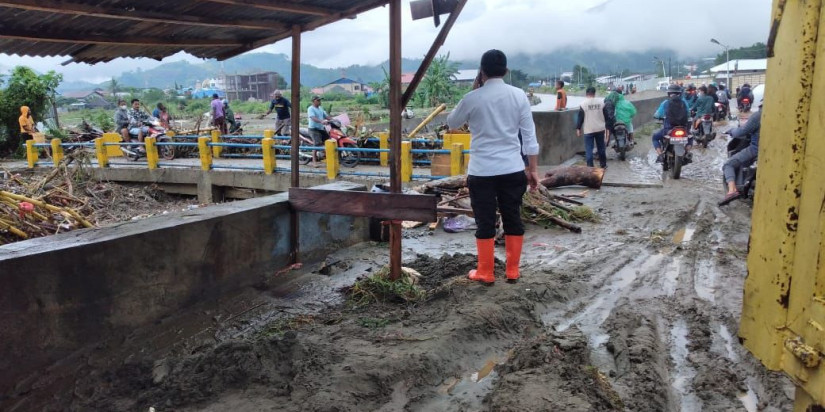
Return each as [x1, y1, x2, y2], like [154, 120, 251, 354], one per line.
[710, 38, 730, 89]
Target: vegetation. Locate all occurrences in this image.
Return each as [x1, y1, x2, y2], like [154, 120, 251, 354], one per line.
[714, 42, 767, 65]
[0, 66, 62, 155]
[346, 266, 425, 308]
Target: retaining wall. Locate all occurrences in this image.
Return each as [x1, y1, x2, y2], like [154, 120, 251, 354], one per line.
[0, 182, 370, 392]
[533, 91, 665, 165]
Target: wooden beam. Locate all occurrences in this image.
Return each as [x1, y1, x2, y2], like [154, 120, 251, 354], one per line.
[388, 0, 403, 280]
[0, 28, 246, 47]
[290, 25, 301, 265]
[0, 0, 286, 31]
[204, 0, 332, 16]
[401, 0, 467, 107]
[288, 188, 438, 223]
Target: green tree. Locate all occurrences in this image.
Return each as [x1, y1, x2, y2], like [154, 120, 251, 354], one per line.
[420, 54, 460, 106]
[714, 42, 767, 65]
[0, 66, 62, 154]
[506, 69, 530, 89]
[109, 77, 119, 97]
[572, 64, 595, 86]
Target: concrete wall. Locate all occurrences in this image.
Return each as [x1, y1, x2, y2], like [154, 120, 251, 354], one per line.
[0, 182, 370, 392]
[533, 92, 665, 165]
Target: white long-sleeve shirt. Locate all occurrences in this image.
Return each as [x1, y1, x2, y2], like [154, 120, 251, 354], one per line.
[446, 78, 539, 177]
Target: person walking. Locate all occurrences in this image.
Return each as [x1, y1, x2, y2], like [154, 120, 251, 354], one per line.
[265, 90, 292, 134]
[447, 49, 540, 285]
[554, 80, 568, 111]
[576, 87, 609, 168]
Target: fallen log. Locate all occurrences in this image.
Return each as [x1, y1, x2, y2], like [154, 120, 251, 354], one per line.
[541, 166, 604, 189]
[410, 175, 467, 194]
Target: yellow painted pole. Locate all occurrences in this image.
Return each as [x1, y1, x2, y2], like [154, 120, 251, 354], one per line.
[198, 136, 212, 171]
[450, 142, 464, 176]
[262, 139, 276, 175]
[144, 136, 158, 170]
[379, 132, 389, 167]
[401, 141, 412, 183]
[325, 139, 338, 180]
[94, 138, 109, 168]
[211, 129, 222, 158]
[25, 140, 37, 169]
[50, 138, 63, 166]
[407, 103, 447, 139]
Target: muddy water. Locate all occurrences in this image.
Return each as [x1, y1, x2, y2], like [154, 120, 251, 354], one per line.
[11, 119, 795, 411]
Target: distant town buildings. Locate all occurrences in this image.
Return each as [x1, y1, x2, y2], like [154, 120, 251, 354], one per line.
[223, 71, 282, 101]
[60, 89, 113, 110]
[315, 77, 370, 96]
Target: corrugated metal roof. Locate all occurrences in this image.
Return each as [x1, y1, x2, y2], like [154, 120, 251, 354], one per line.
[0, 0, 391, 64]
[708, 59, 767, 73]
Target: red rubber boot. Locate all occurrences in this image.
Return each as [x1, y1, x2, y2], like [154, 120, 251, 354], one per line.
[468, 238, 495, 285]
[505, 235, 523, 283]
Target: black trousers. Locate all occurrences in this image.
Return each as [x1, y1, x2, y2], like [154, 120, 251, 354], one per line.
[468, 171, 528, 239]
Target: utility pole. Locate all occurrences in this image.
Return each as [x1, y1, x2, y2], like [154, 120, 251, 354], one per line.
[711, 38, 731, 88]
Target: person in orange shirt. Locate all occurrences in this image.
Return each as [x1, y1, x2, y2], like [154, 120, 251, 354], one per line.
[554, 80, 568, 111]
[18, 106, 36, 138]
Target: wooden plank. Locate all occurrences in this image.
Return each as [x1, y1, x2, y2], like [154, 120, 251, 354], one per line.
[0, 28, 243, 47]
[205, 0, 331, 16]
[0, 0, 284, 30]
[289, 188, 438, 223]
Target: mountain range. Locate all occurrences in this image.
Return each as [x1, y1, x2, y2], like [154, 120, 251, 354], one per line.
[55, 49, 711, 92]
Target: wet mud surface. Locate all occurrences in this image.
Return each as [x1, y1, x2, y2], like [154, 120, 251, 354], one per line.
[9, 120, 794, 411]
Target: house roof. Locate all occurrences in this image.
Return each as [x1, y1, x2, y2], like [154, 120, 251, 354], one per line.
[61, 90, 102, 99]
[454, 69, 477, 81]
[325, 77, 364, 86]
[707, 59, 767, 73]
[0, 0, 392, 64]
[401, 73, 416, 84]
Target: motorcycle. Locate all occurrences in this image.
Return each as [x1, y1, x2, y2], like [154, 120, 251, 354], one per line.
[122, 118, 175, 161]
[662, 126, 692, 179]
[693, 114, 716, 148]
[724, 135, 757, 201]
[713, 102, 727, 121]
[739, 97, 752, 113]
[289, 117, 360, 167]
[611, 121, 632, 161]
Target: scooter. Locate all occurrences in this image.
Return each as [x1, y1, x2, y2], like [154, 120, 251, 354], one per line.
[713, 102, 727, 121]
[723, 135, 757, 202]
[122, 118, 175, 161]
[739, 97, 752, 113]
[693, 114, 716, 148]
[611, 121, 633, 161]
[662, 126, 692, 179]
[290, 116, 360, 167]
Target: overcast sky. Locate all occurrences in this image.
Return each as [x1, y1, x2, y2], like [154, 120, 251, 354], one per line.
[0, 0, 772, 83]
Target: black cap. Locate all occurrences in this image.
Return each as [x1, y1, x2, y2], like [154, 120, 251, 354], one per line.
[312, 95, 322, 101]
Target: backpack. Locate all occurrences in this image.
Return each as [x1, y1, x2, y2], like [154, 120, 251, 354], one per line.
[666, 98, 688, 127]
[716, 90, 729, 103]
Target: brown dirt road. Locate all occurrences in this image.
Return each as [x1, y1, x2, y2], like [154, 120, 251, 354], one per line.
[11, 119, 793, 411]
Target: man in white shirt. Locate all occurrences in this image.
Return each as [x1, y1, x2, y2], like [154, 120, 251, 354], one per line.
[575, 87, 609, 168]
[447, 49, 540, 286]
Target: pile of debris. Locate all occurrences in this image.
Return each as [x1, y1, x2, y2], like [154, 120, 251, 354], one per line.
[410, 166, 602, 234]
[0, 152, 200, 245]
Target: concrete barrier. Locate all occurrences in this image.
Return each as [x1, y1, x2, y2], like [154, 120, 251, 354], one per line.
[0, 182, 370, 392]
[533, 92, 665, 165]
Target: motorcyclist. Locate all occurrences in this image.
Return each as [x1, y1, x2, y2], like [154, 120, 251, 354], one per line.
[720, 100, 762, 205]
[683, 84, 698, 108]
[604, 86, 637, 145]
[113, 99, 130, 142]
[716, 84, 731, 119]
[737, 83, 754, 110]
[652, 84, 691, 163]
[127, 98, 150, 144]
[690, 85, 714, 131]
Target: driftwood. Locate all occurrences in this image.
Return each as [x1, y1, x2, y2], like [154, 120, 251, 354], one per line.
[541, 166, 605, 189]
[410, 175, 467, 194]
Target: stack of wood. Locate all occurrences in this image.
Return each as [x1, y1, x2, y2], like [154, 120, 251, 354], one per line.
[65, 120, 103, 143]
[410, 167, 599, 233]
[0, 153, 97, 245]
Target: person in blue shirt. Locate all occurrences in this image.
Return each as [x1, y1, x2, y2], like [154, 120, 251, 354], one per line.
[720, 102, 762, 205]
[307, 95, 331, 167]
[690, 85, 714, 129]
[652, 84, 690, 162]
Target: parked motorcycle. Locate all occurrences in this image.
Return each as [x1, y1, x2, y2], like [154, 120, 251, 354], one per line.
[662, 126, 692, 179]
[611, 121, 632, 161]
[122, 118, 175, 161]
[693, 114, 716, 148]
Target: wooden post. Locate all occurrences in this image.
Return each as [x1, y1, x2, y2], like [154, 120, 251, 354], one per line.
[198, 136, 212, 171]
[388, 0, 403, 280]
[25, 140, 37, 169]
[290, 24, 302, 265]
[50, 138, 63, 166]
[94, 138, 109, 168]
[379, 132, 389, 166]
[144, 136, 158, 169]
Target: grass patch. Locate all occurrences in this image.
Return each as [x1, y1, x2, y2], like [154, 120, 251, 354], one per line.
[347, 266, 425, 308]
[257, 315, 315, 338]
[357, 317, 391, 329]
[570, 206, 600, 222]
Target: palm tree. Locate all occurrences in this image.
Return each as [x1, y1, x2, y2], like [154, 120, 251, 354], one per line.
[109, 77, 119, 99]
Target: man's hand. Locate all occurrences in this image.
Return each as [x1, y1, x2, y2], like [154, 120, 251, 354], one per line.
[526, 169, 540, 192]
[576, 129, 582, 137]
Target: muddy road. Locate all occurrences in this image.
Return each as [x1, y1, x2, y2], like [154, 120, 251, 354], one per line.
[12, 120, 793, 411]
